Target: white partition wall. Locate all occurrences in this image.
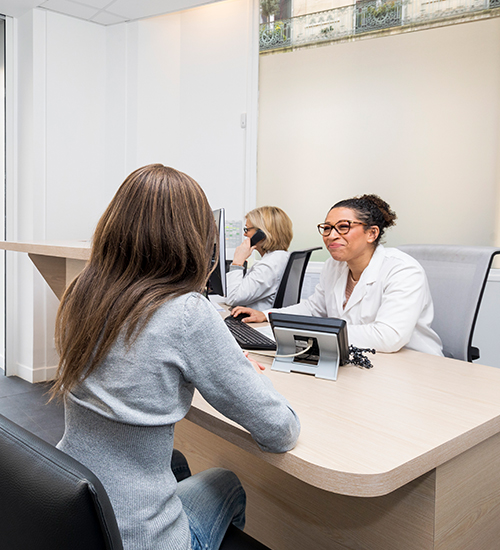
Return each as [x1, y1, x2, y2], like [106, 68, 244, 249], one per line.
[41, 0, 259, 241]
[10, 0, 259, 381]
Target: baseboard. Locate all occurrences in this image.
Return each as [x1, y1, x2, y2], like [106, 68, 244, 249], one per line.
[11, 362, 57, 383]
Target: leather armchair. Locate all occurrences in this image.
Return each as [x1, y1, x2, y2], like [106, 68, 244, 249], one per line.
[0, 413, 269, 550]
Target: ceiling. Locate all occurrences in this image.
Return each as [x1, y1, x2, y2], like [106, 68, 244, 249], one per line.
[0, 0, 222, 25]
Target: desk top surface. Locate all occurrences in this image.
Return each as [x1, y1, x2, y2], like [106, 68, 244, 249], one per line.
[4, 240, 500, 498]
[0, 240, 91, 260]
[188, 347, 500, 498]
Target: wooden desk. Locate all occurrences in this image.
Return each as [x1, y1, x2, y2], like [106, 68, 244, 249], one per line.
[0, 240, 91, 299]
[175, 350, 500, 550]
[3, 241, 500, 548]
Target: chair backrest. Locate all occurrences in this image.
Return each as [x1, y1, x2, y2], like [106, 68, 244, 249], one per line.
[0, 412, 271, 550]
[0, 413, 123, 550]
[398, 245, 500, 362]
[273, 247, 321, 309]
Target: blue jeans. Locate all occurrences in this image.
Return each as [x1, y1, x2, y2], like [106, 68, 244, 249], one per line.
[171, 450, 246, 550]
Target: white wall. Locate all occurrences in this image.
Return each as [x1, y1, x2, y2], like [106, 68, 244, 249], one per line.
[102, 0, 260, 227]
[42, 0, 259, 241]
[10, 0, 259, 381]
[116, 0, 258, 219]
[45, 13, 108, 240]
[258, 19, 500, 260]
[12, 9, 109, 380]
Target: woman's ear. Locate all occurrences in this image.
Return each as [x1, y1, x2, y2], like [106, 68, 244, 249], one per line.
[367, 226, 380, 244]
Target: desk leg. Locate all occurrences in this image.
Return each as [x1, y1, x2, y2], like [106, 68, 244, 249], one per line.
[175, 419, 438, 550]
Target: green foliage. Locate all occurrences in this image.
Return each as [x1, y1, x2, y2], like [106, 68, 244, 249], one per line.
[274, 21, 285, 35]
[260, 0, 280, 19]
[366, 1, 399, 17]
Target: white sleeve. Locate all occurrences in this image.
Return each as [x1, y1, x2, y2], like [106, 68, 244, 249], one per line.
[348, 263, 429, 352]
[225, 259, 280, 307]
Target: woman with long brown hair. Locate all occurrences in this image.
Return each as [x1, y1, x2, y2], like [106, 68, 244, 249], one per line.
[53, 164, 300, 550]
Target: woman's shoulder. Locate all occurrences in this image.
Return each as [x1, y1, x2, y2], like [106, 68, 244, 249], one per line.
[375, 247, 427, 285]
[152, 292, 215, 322]
[382, 246, 425, 271]
[259, 249, 290, 268]
[263, 249, 289, 260]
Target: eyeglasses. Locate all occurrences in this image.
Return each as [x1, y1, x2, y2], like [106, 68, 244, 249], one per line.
[317, 220, 367, 237]
[243, 226, 255, 234]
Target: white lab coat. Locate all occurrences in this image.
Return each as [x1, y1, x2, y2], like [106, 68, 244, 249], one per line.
[269, 245, 443, 355]
[226, 250, 290, 311]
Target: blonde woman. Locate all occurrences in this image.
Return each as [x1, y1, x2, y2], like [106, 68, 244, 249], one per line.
[226, 206, 293, 310]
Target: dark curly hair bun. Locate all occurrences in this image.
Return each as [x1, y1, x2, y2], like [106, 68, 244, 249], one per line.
[358, 194, 397, 228]
[330, 194, 397, 243]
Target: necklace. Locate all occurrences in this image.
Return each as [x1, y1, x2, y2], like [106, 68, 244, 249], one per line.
[344, 271, 359, 307]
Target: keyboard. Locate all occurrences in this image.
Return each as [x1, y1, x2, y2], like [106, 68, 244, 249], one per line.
[224, 316, 277, 351]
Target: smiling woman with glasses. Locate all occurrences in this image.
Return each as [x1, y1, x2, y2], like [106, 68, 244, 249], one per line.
[231, 194, 443, 357]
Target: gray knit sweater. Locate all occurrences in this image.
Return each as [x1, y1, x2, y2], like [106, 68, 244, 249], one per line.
[57, 292, 300, 550]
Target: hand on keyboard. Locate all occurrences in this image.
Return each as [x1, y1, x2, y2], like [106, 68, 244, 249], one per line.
[230, 306, 267, 324]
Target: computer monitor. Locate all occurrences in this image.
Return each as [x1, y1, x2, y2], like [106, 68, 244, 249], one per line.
[207, 208, 227, 297]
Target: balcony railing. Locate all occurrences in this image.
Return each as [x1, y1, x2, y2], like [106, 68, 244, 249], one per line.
[259, 20, 293, 50]
[260, 0, 495, 51]
[356, 0, 403, 33]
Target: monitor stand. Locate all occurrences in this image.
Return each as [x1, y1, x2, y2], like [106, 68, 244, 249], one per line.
[271, 326, 341, 381]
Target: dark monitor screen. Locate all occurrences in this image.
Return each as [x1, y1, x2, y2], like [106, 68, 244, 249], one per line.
[207, 208, 227, 297]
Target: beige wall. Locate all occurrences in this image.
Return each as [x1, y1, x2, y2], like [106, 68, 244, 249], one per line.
[257, 19, 500, 260]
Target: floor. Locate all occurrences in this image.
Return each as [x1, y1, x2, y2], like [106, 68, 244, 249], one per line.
[0, 373, 64, 445]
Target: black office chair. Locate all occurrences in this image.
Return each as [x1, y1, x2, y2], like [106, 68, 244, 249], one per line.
[0, 413, 269, 550]
[398, 245, 500, 362]
[273, 247, 322, 308]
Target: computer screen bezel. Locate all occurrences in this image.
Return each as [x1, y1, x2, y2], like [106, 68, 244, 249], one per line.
[207, 208, 227, 297]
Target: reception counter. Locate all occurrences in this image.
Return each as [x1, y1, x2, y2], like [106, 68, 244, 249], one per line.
[0, 240, 90, 299]
[175, 349, 500, 549]
[2, 240, 500, 549]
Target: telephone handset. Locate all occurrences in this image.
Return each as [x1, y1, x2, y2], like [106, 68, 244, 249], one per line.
[250, 229, 266, 247]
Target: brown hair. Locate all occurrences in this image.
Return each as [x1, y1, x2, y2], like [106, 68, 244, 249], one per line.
[245, 206, 293, 254]
[51, 164, 216, 398]
[331, 194, 397, 244]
